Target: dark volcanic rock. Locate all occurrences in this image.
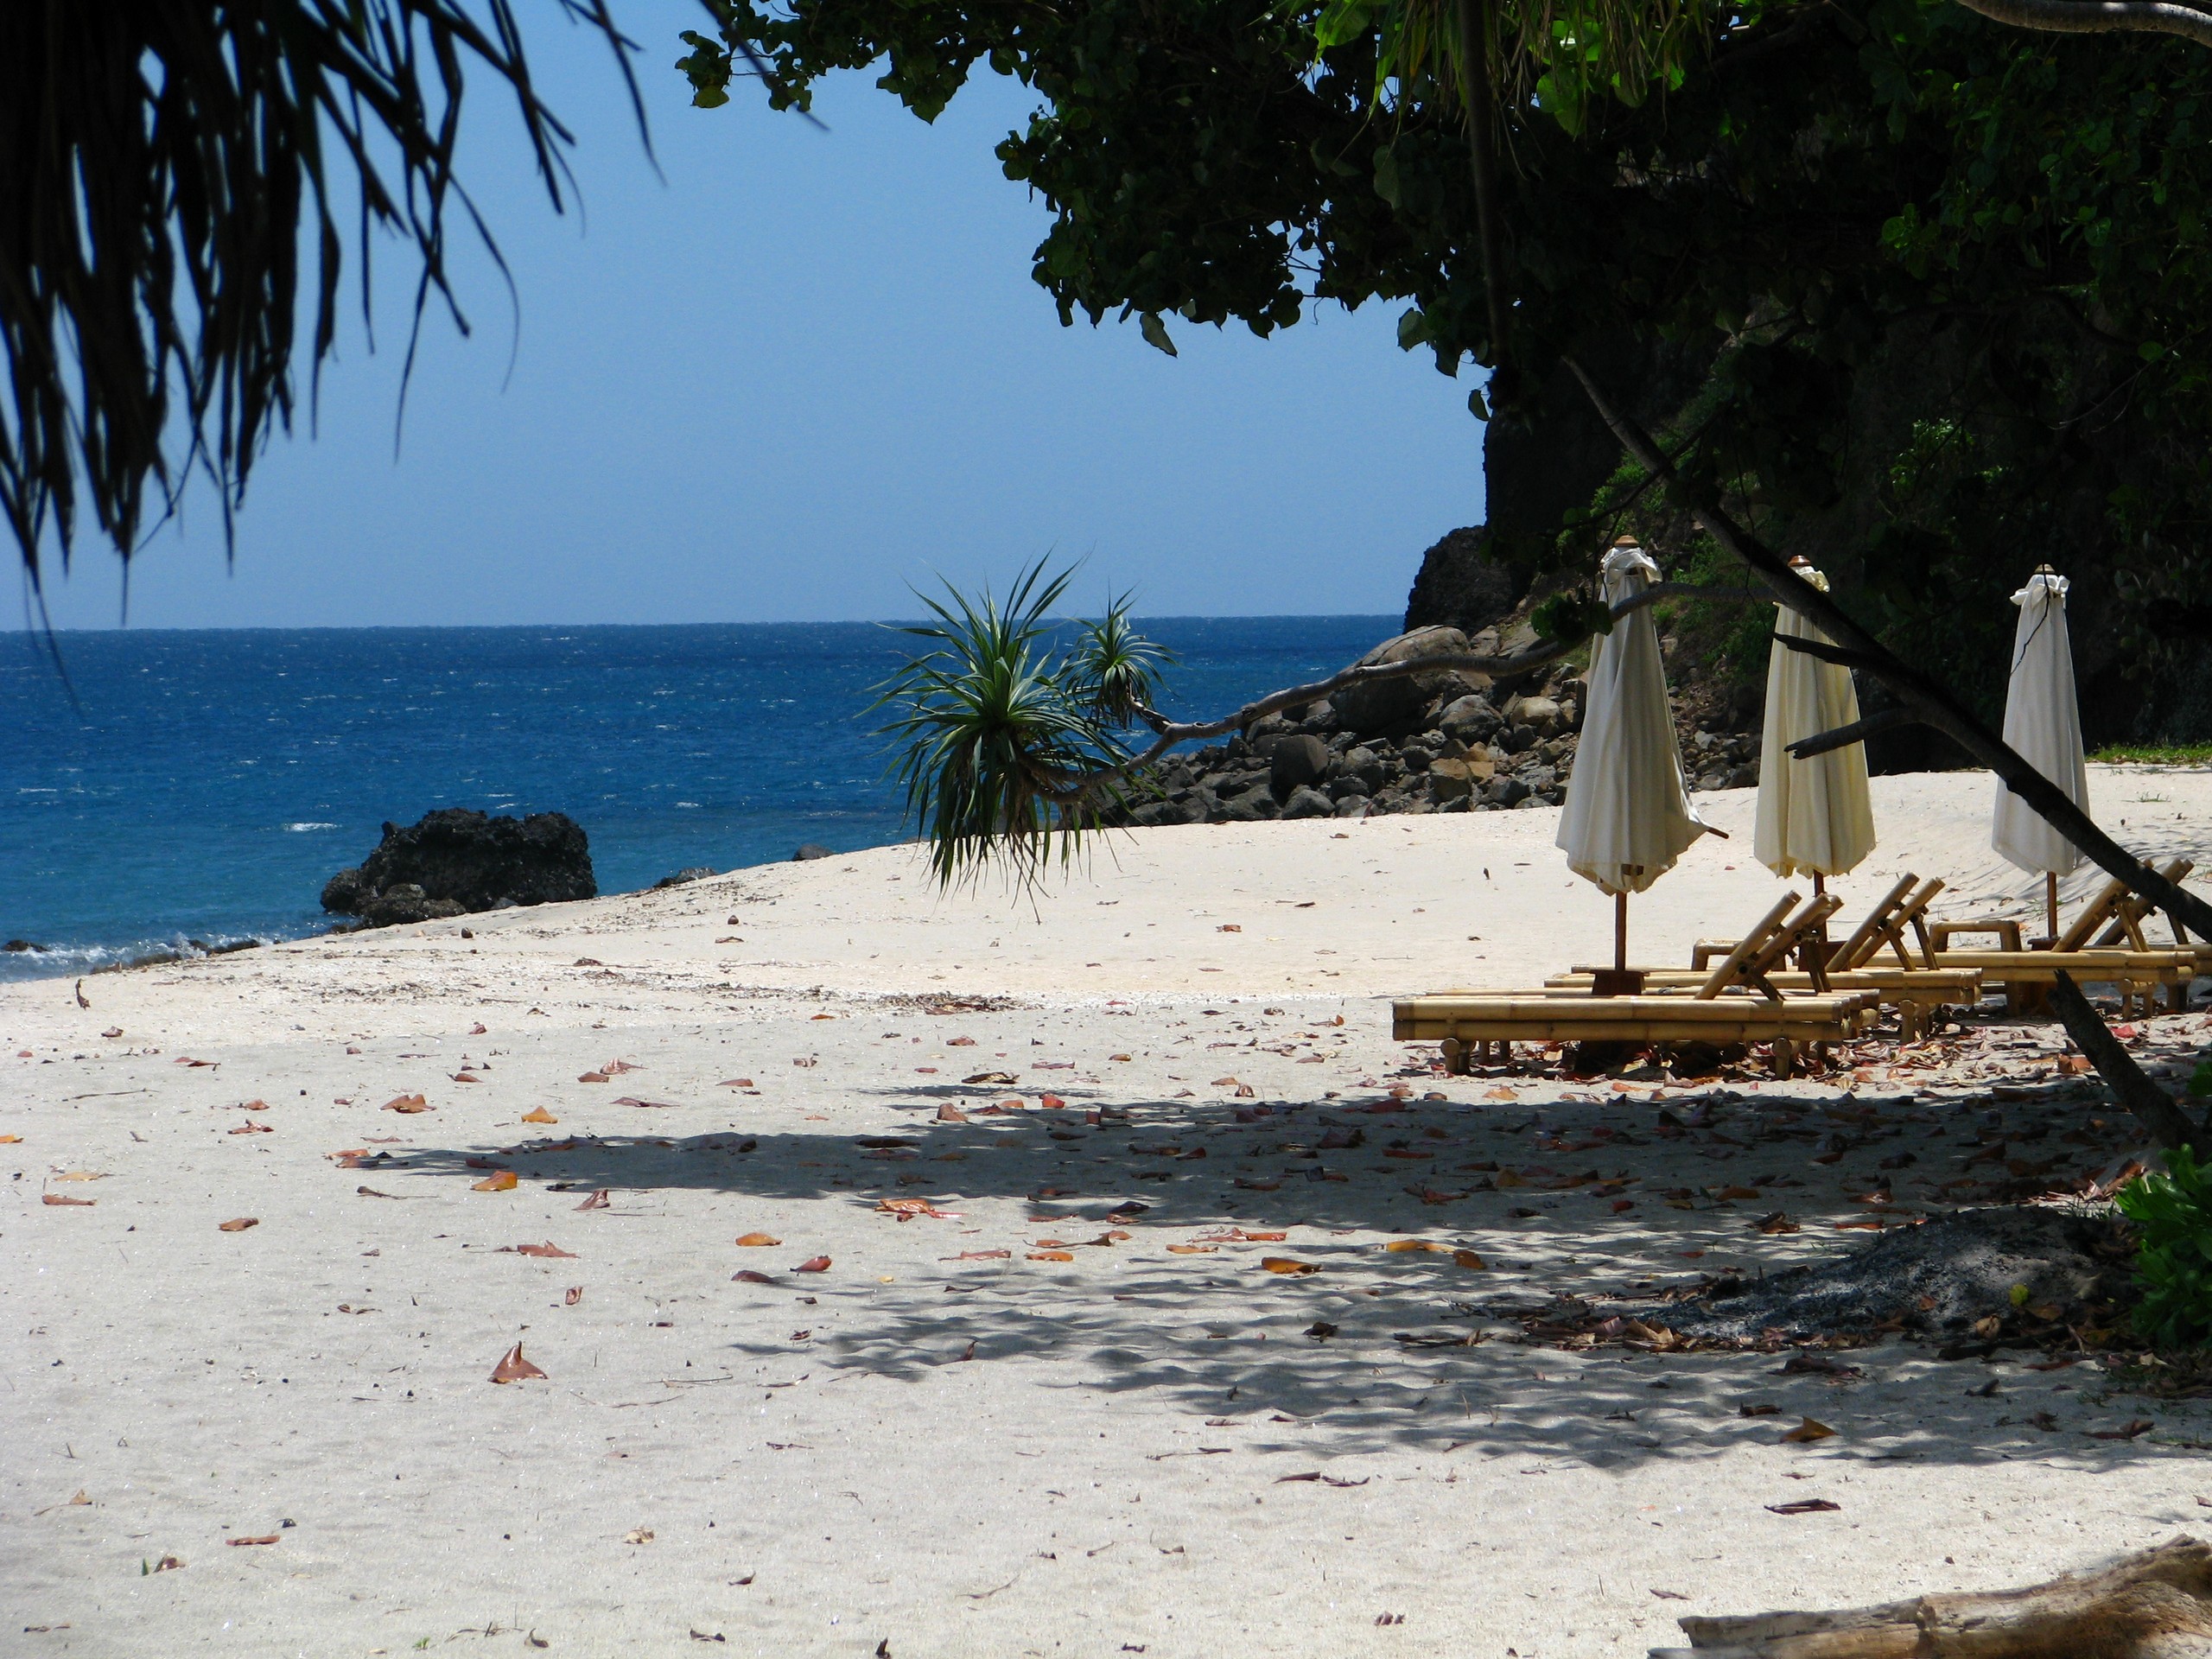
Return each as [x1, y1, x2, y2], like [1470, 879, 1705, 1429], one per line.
[1331, 626, 1476, 738]
[322, 810, 594, 921]
[792, 843, 836, 861]
[1403, 527, 1522, 637]
[1661, 1209, 2134, 1342]
[654, 867, 719, 889]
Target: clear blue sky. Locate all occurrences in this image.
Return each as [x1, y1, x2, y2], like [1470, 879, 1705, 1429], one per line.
[27, 1, 1485, 632]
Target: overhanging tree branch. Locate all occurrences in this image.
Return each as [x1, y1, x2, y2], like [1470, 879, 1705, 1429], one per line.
[1561, 352, 2212, 943]
[1042, 582, 1762, 804]
[1786, 707, 1916, 760]
[1950, 0, 2212, 46]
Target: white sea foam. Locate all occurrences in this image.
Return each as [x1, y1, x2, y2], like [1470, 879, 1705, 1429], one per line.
[285, 822, 339, 832]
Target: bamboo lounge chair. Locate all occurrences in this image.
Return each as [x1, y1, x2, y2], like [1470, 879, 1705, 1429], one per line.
[1543, 967, 1980, 1040]
[1690, 874, 1944, 976]
[1401, 891, 1879, 1077]
[1927, 858, 2200, 1014]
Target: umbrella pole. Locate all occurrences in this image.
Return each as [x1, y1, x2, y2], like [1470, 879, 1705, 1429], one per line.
[2046, 871, 2059, 943]
[1614, 890, 1629, 973]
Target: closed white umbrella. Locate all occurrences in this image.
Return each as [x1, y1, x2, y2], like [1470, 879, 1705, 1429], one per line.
[1992, 564, 2089, 938]
[1755, 558, 1876, 890]
[1556, 537, 1709, 977]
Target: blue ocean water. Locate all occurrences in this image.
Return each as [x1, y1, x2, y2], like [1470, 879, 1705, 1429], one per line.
[0, 616, 1395, 980]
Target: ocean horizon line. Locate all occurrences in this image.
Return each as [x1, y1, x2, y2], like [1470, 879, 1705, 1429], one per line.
[3, 611, 1406, 640]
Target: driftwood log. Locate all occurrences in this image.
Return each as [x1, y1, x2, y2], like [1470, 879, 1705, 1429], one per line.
[1652, 1537, 2212, 1657]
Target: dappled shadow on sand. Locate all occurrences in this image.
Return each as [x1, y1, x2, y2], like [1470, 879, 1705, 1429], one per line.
[380, 1071, 2203, 1476]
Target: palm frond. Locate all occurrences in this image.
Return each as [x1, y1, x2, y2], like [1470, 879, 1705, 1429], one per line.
[1069, 593, 1175, 726]
[874, 560, 1142, 890]
[0, 1, 646, 588]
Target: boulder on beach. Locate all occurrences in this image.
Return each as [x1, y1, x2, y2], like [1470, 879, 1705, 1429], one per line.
[321, 809, 595, 925]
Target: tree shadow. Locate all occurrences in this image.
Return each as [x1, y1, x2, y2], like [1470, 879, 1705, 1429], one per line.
[377, 1070, 2199, 1476]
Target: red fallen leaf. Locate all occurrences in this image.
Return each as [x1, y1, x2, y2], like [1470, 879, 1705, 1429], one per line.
[226, 1534, 280, 1547]
[565, 1287, 583, 1304]
[614, 1096, 680, 1109]
[514, 1242, 576, 1258]
[1039, 1095, 1066, 1109]
[2088, 1419, 2156, 1440]
[218, 1217, 259, 1232]
[947, 1037, 976, 1047]
[937, 1103, 970, 1123]
[450, 1072, 481, 1084]
[1765, 1499, 1841, 1515]
[733, 1270, 776, 1284]
[944, 1249, 1011, 1261]
[601, 1060, 642, 1074]
[734, 1232, 780, 1247]
[227, 1122, 271, 1135]
[41, 1193, 92, 1206]
[382, 1094, 430, 1114]
[465, 1156, 499, 1169]
[491, 1343, 548, 1383]
[1260, 1256, 1319, 1274]
[1755, 1211, 1801, 1235]
[236, 1098, 270, 1111]
[792, 1256, 831, 1273]
[1167, 1243, 1217, 1255]
[578, 1071, 610, 1084]
[175, 1058, 218, 1068]
[575, 1189, 611, 1211]
[520, 1108, 558, 1125]
[472, 1171, 518, 1192]
[718, 1078, 756, 1089]
[0, 1134, 17, 1143]
[1027, 1250, 1075, 1262]
[471, 1023, 488, 1035]
[1211, 1077, 1240, 1087]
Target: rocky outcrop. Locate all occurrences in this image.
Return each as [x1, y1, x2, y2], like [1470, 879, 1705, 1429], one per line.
[321, 809, 594, 927]
[1403, 528, 1521, 638]
[1106, 606, 1782, 830]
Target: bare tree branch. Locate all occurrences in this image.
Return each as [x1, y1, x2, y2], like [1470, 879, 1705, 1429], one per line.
[1786, 707, 1917, 760]
[1041, 582, 1762, 804]
[1951, 0, 2212, 46]
[2048, 970, 2209, 1155]
[1560, 353, 2212, 944]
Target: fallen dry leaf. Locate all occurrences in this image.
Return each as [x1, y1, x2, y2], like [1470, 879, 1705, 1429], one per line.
[937, 1103, 970, 1123]
[0, 1134, 19, 1144]
[565, 1287, 584, 1304]
[877, 1198, 960, 1220]
[733, 1270, 776, 1284]
[521, 1107, 558, 1125]
[490, 1343, 548, 1383]
[226, 1535, 280, 1547]
[963, 1071, 1018, 1085]
[1755, 1211, 1801, 1236]
[1765, 1499, 1841, 1516]
[53, 1170, 103, 1181]
[945, 1249, 1011, 1261]
[1453, 1249, 1487, 1270]
[218, 1217, 259, 1232]
[41, 1193, 92, 1206]
[578, 1071, 610, 1084]
[734, 1232, 781, 1247]
[451, 1072, 480, 1084]
[514, 1242, 577, 1258]
[2088, 1419, 2156, 1441]
[793, 1255, 831, 1274]
[1782, 1418, 1837, 1444]
[718, 1078, 756, 1089]
[624, 1528, 655, 1545]
[383, 1094, 430, 1114]
[472, 1170, 518, 1192]
[1261, 1256, 1319, 1275]
[1166, 1243, 1217, 1255]
[152, 1555, 184, 1572]
[575, 1189, 611, 1211]
[1384, 1239, 1439, 1253]
[1027, 1250, 1075, 1262]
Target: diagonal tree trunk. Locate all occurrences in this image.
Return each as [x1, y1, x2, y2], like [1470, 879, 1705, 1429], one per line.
[1560, 354, 2212, 945]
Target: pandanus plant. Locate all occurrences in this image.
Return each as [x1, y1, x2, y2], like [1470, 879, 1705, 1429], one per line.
[872, 562, 1173, 891]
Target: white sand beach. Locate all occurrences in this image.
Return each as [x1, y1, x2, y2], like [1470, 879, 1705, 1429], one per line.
[8, 765, 2212, 1658]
